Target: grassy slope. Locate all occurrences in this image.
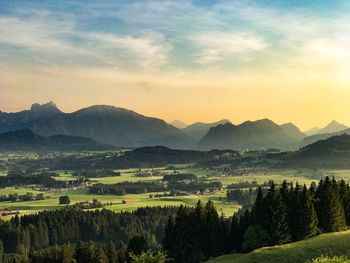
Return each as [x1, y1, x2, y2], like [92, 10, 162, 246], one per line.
[207, 231, 350, 263]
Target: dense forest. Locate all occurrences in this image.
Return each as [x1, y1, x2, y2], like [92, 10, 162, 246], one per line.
[163, 177, 350, 262]
[0, 175, 89, 188]
[0, 207, 176, 262]
[1, 177, 350, 262]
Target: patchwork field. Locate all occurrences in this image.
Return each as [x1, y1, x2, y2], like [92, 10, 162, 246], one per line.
[1, 167, 349, 220]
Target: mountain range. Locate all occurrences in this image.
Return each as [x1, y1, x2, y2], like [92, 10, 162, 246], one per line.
[197, 119, 306, 151]
[0, 129, 113, 151]
[0, 102, 194, 149]
[181, 119, 230, 141]
[304, 120, 348, 136]
[0, 102, 348, 151]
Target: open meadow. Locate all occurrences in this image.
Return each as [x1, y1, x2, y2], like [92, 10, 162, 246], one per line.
[2, 165, 346, 219]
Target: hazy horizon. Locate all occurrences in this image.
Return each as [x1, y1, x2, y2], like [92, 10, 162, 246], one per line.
[1, 1, 350, 130]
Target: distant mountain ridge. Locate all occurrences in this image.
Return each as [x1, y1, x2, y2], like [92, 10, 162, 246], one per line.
[182, 119, 231, 141]
[2, 102, 348, 151]
[0, 102, 194, 149]
[170, 120, 188, 129]
[198, 119, 306, 151]
[304, 121, 348, 136]
[0, 129, 113, 151]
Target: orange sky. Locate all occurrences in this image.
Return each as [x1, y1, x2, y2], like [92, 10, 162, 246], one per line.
[1, 1, 350, 131]
[2, 66, 350, 131]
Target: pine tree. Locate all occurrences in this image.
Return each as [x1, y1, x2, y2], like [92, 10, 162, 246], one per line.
[315, 177, 347, 232]
[94, 247, 109, 263]
[0, 240, 3, 263]
[293, 185, 318, 240]
[251, 187, 265, 226]
[264, 183, 291, 245]
[162, 216, 174, 256]
[61, 243, 74, 263]
[107, 241, 118, 263]
[203, 200, 220, 257]
[228, 215, 239, 252]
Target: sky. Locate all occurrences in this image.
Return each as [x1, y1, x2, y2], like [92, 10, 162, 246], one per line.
[1, 0, 350, 130]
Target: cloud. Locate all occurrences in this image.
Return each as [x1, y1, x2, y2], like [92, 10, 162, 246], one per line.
[1, 0, 350, 73]
[86, 32, 172, 69]
[0, 8, 171, 70]
[192, 31, 267, 64]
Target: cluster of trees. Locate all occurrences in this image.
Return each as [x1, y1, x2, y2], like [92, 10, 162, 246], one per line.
[0, 206, 176, 261]
[150, 190, 188, 198]
[0, 192, 45, 202]
[163, 177, 350, 262]
[163, 173, 197, 182]
[163, 200, 227, 262]
[59, 196, 71, 204]
[90, 182, 166, 195]
[72, 169, 121, 178]
[0, 236, 167, 262]
[0, 174, 89, 188]
[7, 170, 59, 178]
[167, 181, 222, 192]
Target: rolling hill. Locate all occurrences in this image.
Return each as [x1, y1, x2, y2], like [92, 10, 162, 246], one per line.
[206, 230, 350, 263]
[274, 134, 350, 168]
[198, 119, 305, 151]
[182, 119, 230, 141]
[301, 128, 350, 147]
[0, 129, 113, 151]
[0, 102, 194, 149]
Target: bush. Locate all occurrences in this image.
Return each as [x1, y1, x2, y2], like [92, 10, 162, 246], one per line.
[59, 195, 71, 204]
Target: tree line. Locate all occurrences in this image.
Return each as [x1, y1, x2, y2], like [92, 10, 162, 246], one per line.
[163, 177, 350, 262]
[0, 206, 176, 262]
[0, 175, 89, 188]
[90, 182, 166, 195]
[0, 192, 45, 203]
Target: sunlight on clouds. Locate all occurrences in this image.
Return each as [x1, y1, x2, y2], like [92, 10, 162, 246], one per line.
[1, 1, 350, 129]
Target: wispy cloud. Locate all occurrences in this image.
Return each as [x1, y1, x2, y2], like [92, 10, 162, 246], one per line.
[192, 31, 267, 64]
[87, 32, 172, 69]
[0, 8, 171, 70]
[1, 0, 350, 73]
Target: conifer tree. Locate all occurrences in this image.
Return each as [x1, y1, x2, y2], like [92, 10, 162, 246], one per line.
[299, 185, 319, 239]
[107, 241, 117, 263]
[228, 215, 239, 252]
[315, 177, 347, 232]
[0, 240, 3, 263]
[264, 183, 291, 245]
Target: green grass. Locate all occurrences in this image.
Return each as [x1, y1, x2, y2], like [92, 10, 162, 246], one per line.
[206, 230, 350, 263]
[0, 187, 240, 217]
[0, 168, 348, 219]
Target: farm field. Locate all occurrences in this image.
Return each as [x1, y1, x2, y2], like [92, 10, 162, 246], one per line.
[206, 230, 350, 263]
[1, 167, 349, 220]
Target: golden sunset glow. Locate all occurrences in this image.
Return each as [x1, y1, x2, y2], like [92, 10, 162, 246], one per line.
[1, 1, 350, 130]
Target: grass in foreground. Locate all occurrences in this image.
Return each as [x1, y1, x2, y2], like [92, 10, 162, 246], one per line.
[207, 230, 350, 263]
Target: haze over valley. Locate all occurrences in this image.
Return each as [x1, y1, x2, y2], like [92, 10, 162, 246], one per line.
[2, 1, 350, 262]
